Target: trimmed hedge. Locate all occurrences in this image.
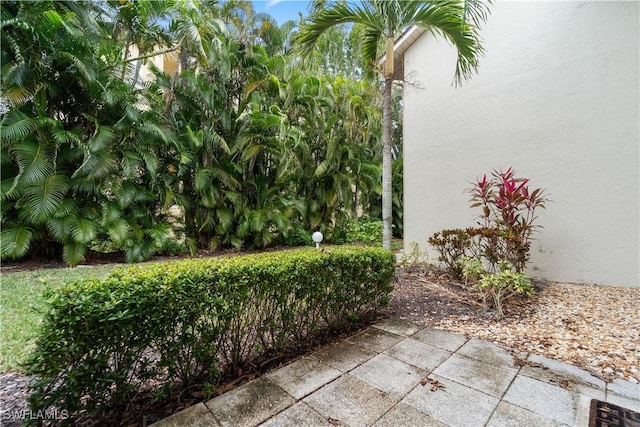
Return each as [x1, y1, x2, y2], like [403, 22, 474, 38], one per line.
[26, 246, 395, 424]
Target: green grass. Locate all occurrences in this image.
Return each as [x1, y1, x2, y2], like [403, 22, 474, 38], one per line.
[0, 265, 115, 372]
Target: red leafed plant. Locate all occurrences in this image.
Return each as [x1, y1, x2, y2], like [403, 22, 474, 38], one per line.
[468, 167, 548, 271]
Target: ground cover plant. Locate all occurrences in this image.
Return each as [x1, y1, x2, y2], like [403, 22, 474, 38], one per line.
[25, 246, 395, 425]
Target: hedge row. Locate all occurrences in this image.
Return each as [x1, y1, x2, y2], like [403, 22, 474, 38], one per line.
[26, 246, 395, 424]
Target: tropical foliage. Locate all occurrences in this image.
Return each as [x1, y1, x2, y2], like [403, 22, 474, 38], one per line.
[1, 0, 393, 265]
[297, 0, 491, 248]
[1, 0, 173, 265]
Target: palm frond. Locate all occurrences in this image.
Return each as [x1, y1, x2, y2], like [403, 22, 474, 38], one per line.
[0, 225, 33, 259]
[62, 242, 87, 266]
[1, 62, 31, 89]
[9, 141, 55, 188]
[41, 9, 64, 32]
[52, 129, 82, 145]
[297, 2, 381, 58]
[145, 223, 170, 245]
[88, 125, 117, 151]
[72, 149, 116, 181]
[107, 219, 130, 245]
[57, 51, 96, 82]
[0, 111, 37, 143]
[1, 177, 19, 202]
[140, 151, 160, 176]
[1, 85, 39, 108]
[121, 150, 143, 178]
[1, 32, 25, 66]
[216, 208, 234, 233]
[138, 122, 171, 143]
[23, 174, 68, 224]
[409, 0, 486, 85]
[52, 199, 78, 218]
[101, 201, 122, 224]
[463, 0, 492, 27]
[70, 217, 97, 244]
[46, 215, 75, 241]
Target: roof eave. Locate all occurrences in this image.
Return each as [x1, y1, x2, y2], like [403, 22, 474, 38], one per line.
[379, 26, 427, 81]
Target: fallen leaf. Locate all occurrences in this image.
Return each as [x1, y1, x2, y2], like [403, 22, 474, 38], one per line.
[421, 377, 446, 391]
[512, 357, 527, 367]
[327, 417, 341, 425]
[430, 382, 446, 392]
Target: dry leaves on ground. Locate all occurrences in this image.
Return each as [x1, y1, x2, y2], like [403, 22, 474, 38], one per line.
[386, 268, 640, 384]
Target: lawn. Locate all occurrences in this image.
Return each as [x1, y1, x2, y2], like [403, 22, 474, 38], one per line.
[0, 265, 115, 372]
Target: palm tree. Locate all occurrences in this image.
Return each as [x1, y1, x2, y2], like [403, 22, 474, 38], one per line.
[297, 0, 490, 249]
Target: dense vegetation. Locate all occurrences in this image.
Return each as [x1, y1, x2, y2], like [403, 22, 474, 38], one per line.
[1, 0, 403, 265]
[298, 0, 488, 248]
[26, 246, 395, 425]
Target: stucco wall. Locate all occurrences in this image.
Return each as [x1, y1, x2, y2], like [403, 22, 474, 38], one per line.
[403, 1, 639, 287]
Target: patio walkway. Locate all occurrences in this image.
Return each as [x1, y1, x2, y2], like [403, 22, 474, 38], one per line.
[153, 319, 640, 427]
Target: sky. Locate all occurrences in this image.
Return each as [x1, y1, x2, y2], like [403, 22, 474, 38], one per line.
[252, 0, 313, 24]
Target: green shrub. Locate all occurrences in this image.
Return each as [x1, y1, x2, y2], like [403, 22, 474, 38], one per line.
[427, 229, 473, 278]
[341, 218, 383, 246]
[26, 246, 394, 425]
[458, 256, 485, 287]
[157, 239, 189, 256]
[429, 168, 548, 276]
[280, 226, 313, 247]
[474, 260, 533, 318]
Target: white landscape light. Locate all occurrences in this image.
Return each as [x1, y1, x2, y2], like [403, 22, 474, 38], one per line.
[312, 231, 323, 249]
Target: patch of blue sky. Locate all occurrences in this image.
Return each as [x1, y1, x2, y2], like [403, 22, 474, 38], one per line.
[252, 0, 313, 24]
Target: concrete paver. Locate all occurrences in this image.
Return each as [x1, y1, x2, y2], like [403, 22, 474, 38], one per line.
[457, 338, 520, 367]
[384, 338, 451, 372]
[604, 393, 640, 412]
[433, 353, 518, 398]
[372, 403, 447, 427]
[574, 388, 606, 427]
[152, 402, 221, 427]
[311, 340, 376, 372]
[259, 402, 331, 427]
[350, 353, 424, 399]
[204, 377, 294, 427]
[607, 378, 640, 402]
[347, 328, 403, 353]
[486, 401, 567, 427]
[502, 375, 577, 425]
[372, 319, 421, 337]
[303, 375, 397, 427]
[265, 356, 341, 399]
[411, 328, 467, 352]
[152, 321, 640, 427]
[521, 353, 606, 393]
[402, 373, 499, 427]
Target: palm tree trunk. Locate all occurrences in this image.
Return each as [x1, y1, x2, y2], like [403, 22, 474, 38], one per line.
[382, 77, 393, 249]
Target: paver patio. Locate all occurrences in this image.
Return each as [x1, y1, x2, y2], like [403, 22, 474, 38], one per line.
[153, 318, 640, 427]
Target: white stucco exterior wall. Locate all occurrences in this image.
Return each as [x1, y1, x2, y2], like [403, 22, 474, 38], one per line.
[403, 1, 639, 287]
